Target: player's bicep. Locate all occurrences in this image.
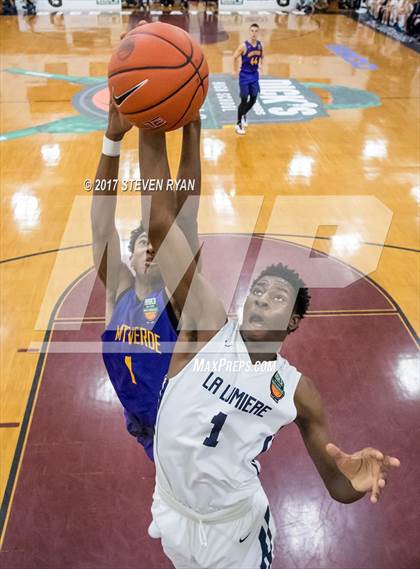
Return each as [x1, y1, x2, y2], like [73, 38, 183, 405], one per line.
[115, 263, 135, 299]
[294, 376, 326, 426]
[294, 376, 339, 483]
[294, 376, 331, 445]
[233, 44, 244, 59]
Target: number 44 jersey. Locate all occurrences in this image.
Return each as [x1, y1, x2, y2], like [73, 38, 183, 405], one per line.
[154, 319, 302, 514]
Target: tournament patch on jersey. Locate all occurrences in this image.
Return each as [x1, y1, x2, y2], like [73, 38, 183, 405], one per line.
[143, 297, 159, 323]
[270, 371, 285, 402]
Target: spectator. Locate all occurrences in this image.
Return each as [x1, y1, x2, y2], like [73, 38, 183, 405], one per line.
[406, 0, 420, 34]
[2, 0, 17, 14]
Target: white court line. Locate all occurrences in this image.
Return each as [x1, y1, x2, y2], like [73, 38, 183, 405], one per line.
[70, 11, 82, 15]
[37, 11, 49, 15]
[190, 9, 198, 14]
[258, 11, 271, 14]
[89, 10, 100, 15]
[171, 10, 183, 14]
[238, 11, 251, 14]
[220, 11, 232, 14]
[150, 10, 163, 14]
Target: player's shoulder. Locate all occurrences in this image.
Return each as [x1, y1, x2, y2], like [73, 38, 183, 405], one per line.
[114, 262, 135, 300]
[293, 375, 325, 422]
[113, 286, 135, 309]
[104, 285, 134, 328]
[295, 375, 316, 397]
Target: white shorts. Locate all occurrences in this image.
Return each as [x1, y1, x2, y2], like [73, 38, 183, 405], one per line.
[151, 486, 275, 569]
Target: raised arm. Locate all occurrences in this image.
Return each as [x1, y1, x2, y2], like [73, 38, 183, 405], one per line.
[90, 104, 133, 311]
[294, 376, 400, 504]
[175, 118, 202, 268]
[139, 128, 225, 331]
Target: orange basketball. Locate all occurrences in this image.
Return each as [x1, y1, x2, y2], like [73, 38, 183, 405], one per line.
[108, 22, 209, 131]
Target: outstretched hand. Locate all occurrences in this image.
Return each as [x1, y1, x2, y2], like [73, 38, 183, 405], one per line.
[326, 443, 400, 504]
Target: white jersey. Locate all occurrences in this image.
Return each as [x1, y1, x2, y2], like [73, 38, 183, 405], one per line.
[154, 320, 301, 515]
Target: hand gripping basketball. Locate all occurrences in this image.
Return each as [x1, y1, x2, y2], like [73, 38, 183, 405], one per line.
[108, 21, 209, 132]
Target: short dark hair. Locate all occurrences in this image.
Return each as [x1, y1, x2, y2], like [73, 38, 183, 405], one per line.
[250, 23, 260, 29]
[250, 263, 311, 318]
[128, 221, 146, 254]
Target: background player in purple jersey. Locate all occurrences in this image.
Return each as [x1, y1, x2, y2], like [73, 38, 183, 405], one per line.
[91, 101, 201, 465]
[233, 23, 263, 135]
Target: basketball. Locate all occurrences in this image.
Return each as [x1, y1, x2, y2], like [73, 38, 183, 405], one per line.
[108, 22, 209, 131]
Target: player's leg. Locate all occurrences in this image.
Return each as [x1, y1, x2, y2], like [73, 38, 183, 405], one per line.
[242, 95, 256, 127]
[151, 491, 199, 568]
[230, 488, 275, 569]
[242, 81, 259, 123]
[236, 82, 250, 134]
[198, 488, 276, 569]
[240, 503, 276, 569]
[151, 485, 274, 569]
[175, 118, 202, 267]
[237, 97, 249, 133]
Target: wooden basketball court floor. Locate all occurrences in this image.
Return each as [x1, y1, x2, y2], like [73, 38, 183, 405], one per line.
[0, 8, 419, 569]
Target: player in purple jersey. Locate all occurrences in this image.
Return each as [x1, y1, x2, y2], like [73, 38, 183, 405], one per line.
[233, 23, 264, 135]
[91, 101, 201, 464]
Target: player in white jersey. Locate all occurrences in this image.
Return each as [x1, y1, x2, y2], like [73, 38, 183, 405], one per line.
[137, 129, 401, 569]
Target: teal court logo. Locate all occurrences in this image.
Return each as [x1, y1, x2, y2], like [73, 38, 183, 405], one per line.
[0, 69, 381, 141]
[202, 74, 381, 126]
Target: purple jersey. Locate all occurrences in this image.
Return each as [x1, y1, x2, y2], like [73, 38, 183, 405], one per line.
[240, 40, 263, 83]
[102, 288, 178, 431]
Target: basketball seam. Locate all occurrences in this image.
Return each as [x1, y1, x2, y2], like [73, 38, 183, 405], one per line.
[109, 62, 191, 79]
[124, 52, 205, 116]
[122, 29, 193, 62]
[193, 51, 207, 82]
[193, 56, 208, 102]
[170, 72, 209, 130]
[110, 32, 202, 81]
[186, 36, 205, 79]
[186, 35, 201, 76]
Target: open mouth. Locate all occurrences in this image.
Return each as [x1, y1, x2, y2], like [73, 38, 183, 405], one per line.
[145, 259, 156, 269]
[249, 314, 265, 328]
